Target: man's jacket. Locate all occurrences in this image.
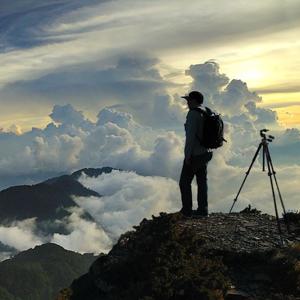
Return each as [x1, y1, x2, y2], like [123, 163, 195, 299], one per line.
[184, 106, 208, 160]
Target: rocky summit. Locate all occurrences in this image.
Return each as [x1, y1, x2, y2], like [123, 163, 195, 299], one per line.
[57, 209, 300, 300]
[178, 210, 299, 253]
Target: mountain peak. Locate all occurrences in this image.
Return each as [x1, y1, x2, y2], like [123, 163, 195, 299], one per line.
[71, 166, 121, 179]
[57, 211, 300, 300]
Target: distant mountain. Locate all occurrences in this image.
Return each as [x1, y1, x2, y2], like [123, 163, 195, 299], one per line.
[0, 243, 99, 300]
[0, 166, 119, 257]
[0, 166, 118, 223]
[71, 167, 122, 180]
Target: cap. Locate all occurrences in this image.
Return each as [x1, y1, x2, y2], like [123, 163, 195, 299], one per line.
[181, 91, 203, 104]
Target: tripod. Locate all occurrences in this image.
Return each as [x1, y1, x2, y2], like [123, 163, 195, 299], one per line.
[229, 129, 290, 237]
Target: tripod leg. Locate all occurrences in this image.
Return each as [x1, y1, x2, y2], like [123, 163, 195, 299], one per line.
[265, 146, 282, 236]
[229, 143, 263, 213]
[263, 145, 265, 172]
[265, 146, 290, 233]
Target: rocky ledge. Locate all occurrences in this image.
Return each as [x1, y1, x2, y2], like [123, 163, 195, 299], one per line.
[179, 209, 299, 253]
[57, 209, 300, 300]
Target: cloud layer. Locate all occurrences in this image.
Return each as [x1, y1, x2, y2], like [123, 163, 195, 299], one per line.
[1, 0, 300, 128]
[0, 59, 299, 258]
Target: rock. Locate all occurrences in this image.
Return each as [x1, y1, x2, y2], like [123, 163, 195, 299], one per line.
[253, 273, 272, 282]
[238, 227, 247, 232]
[225, 289, 252, 300]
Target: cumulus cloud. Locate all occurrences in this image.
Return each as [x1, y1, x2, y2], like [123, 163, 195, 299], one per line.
[74, 170, 181, 240]
[186, 61, 229, 99]
[0, 252, 11, 262]
[51, 206, 112, 253]
[3, 0, 299, 127]
[0, 168, 182, 257]
[97, 107, 141, 129]
[0, 218, 43, 252]
[0, 60, 298, 236]
[0, 0, 299, 259]
[50, 104, 93, 128]
[184, 61, 287, 173]
[0, 101, 186, 189]
[245, 101, 278, 125]
[186, 61, 262, 115]
[8, 124, 23, 135]
[0, 156, 298, 258]
[0, 60, 298, 195]
[73, 165, 299, 244]
[0, 206, 113, 259]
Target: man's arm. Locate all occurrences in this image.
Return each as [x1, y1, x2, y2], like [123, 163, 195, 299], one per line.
[184, 110, 199, 162]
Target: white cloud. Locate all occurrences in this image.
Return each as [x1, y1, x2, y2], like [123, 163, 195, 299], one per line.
[73, 163, 299, 245]
[186, 61, 263, 116]
[0, 218, 43, 251]
[74, 170, 180, 240]
[0, 60, 298, 196]
[0, 207, 113, 257]
[0, 252, 11, 262]
[0, 160, 298, 258]
[51, 207, 112, 254]
[0, 60, 298, 229]
[0, 2, 299, 258]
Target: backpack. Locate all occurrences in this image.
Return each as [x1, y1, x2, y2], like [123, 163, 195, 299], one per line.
[192, 107, 226, 149]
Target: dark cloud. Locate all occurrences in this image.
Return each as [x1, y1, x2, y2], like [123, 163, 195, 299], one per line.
[260, 102, 300, 109]
[0, 0, 106, 50]
[268, 128, 300, 165]
[245, 101, 278, 125]
[0, 54, 183, 128]
[130, 1, 300, 55]
[254, 85, 300, 94]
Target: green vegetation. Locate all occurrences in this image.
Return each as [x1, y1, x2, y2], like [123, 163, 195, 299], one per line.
[0, 243, 97, 300]
[70, 213, 230, 300]
[64, 212, 300, 300]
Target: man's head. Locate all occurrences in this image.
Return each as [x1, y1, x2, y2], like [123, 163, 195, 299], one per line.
[181, 91, 203, 109]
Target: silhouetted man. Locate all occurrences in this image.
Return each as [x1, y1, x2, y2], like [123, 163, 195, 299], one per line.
[179, 91, 213, 217]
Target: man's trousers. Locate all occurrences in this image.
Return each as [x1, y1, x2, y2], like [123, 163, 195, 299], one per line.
[179, 152, 213, 214]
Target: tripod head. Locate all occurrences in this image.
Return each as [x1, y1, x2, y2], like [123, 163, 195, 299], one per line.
[260, 129, 275, 143]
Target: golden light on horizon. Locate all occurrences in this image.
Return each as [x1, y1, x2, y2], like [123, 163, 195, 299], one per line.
[259, 92, 300, 128]
[273, 105, 300, 128]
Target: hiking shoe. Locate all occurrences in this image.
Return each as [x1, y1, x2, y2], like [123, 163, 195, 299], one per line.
[179, 208, 192, 218]
[193, 210, 209, 218]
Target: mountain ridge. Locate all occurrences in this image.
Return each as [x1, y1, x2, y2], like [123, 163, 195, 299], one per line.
[0, 166, 119, 258]
[0, 166, 119, 224]
[0, 242, 100, 300]
[57, 210, 300, 300]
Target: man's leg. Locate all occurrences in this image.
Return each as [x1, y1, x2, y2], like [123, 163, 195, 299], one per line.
[194, 152, 213, 215]
[179, 161, 195, 214]
[195, 164, 208, 214]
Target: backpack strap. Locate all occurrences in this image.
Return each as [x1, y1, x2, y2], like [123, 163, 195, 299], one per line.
[204, 106, 213, 115]
[191, 107, 205, 114]
[190, 107, 208, 146]
[191, 106, 212, 117]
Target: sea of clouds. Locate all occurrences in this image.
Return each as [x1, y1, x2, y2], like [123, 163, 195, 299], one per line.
[0, 60, 299, 258]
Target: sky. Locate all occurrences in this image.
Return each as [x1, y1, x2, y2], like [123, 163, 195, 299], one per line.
[0, 0, 299, 255]
[0, 0, 299, 130]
